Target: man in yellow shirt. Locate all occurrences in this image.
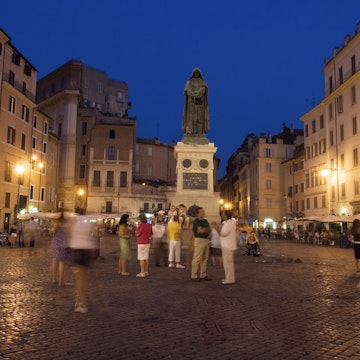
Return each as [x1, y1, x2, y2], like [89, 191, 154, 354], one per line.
[167, 215, 185, 269]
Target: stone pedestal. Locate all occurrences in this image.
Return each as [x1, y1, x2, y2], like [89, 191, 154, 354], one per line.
[166, 141, 220, 223]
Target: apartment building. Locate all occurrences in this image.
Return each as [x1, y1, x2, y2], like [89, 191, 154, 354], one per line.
[0, 29, 54, 232]
[221, 126, 303, 229]
[301, 21, 360, 217]
[36, 59, 136, 215]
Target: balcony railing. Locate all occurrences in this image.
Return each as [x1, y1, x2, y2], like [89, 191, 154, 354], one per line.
[3, 72, 36, 102]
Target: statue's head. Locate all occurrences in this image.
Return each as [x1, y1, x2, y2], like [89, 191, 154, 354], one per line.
[191, 67, 202, 79]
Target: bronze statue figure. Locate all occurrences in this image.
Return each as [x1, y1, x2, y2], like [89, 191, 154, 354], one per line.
[182, 68, 210, 136]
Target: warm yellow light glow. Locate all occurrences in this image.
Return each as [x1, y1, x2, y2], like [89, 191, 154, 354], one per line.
[219, 199, 224, 205]
[38, 162, 44, 169]
[32, 155, 37, 161]
[78, 189, 84, 196]
[16, 164, 25, 174]
[321, 169, 330, 177]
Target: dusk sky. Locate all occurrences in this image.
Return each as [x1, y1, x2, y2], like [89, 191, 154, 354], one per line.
[2, 0, 360, 177]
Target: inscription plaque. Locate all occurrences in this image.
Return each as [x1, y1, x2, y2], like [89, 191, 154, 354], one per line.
[183, 173, 208, 190]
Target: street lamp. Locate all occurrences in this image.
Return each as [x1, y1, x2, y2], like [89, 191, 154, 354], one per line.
[78, 189, 84, 214]
[15, 164, 25, 217]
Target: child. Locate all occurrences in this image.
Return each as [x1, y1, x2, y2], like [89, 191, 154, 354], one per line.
[210, 221, 222, 266]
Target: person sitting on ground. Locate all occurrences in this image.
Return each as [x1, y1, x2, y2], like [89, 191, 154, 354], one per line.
[245, 231, 261, 256]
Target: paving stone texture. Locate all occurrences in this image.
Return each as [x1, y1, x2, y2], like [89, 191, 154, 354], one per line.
[0, 234, 360, 360]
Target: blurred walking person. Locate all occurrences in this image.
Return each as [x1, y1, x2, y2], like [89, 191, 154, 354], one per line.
[152, 219, 167, 267]
[50, 212, 70, 286]
[69, 216, 97, 313]
[220, 210, 237, 285]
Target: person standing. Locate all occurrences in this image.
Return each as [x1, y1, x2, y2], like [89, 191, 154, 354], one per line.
[152, 219, 167, 267]
[209, 221, 222, 266]
[350, 219, 360, 272]
[191, 207, 211, 281]
[220, 210, 237, 285]
[167, 215, 185, 269]
[118, 214, 131, 275]
[136, 214, 152, 278]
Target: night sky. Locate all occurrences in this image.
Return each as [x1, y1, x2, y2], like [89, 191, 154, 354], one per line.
[2, 0, 360, 176]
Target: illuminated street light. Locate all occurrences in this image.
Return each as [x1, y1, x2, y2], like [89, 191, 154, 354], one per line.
[77, 189, 85, 214]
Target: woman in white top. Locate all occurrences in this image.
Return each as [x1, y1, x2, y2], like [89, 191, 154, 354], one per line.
[220, 210, 237, 285]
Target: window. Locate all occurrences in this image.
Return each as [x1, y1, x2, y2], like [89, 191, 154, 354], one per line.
[33, 115, 37, 128]
[305, 124, 309, 137]
[9, 96, 16, 113]
[339, 66, 343, 85]
[106, 171, 114, 187]
[9, 70, 15, 85]
[117, 92, 123, 102]
[354, 148, 358, 167]
[329, 130, 334, 146]
[32, 137, 36, 149]
[340, 124, 344, 141]
[147, 147, 153, 156]
[266, 198, 272, 208]
[320, 115, 324, 129]
[314, 197, 318, 209]
[312, 119, 316, 133]
[22, 82, 26, 95]
[143, 203, 149, 213]
[306, 198, 310, 210]
[5, 192, 10, 208]
[93, 171, 101, 187]
[337, 95, 343, 113]
[352, 55, 356, 75]
[40, 187, 45, 202]
[0, 43, 2, 56]
[147, 165, 153, 176]
[340, 154, 345, 170]
[105, 201, 112, 213]
[329, 103, 333, 120]
[98, 82, 103, 93]
[7, 127, 16, 145]
[265, 148, 271, 157]
[79, 165, 86, 179]
[22, 105, 29, 122]
[43, 122, 48, 134]
[351, 86, 356, 105]
[43, 142, 47, 154]
[353, 116, 357, 135]
[5, 161, 12, 182]
[108, 146, 115, 160]
[58, 123, 62, 137]
[21, 133, 26, 150]
[30, 185, 34, 200]
[341, 183, 346, 198]
[355, 180, 360, 195]
[12, 52, 20, 65]
[109, 130, 115, 139]
[329, 76, 333, 93]
[265, 163, 272, 172]
[322, 195, 326, 208]
[24, 63, 31, 76]
[120, 171, 127, 187]
[83, 77, 89, 89]
[81, 122, 87, 136]
[81, 144, 87, 156]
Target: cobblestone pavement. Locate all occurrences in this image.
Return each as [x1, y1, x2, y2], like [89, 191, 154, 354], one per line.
[1, 235, 360, 360]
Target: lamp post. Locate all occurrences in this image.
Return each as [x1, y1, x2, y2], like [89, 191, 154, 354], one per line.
[15, 164, 25, 218]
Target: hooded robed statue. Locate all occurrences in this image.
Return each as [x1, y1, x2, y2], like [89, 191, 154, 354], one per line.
[182, 68, 210, 138]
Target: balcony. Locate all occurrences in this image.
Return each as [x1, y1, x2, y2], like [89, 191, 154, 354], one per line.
[3, 72, 36, 102]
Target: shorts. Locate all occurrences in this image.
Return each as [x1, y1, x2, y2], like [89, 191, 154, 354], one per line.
[71, 249, 93, 267]
[210, 247, 222, 256]
[137, 244, 150, 261]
